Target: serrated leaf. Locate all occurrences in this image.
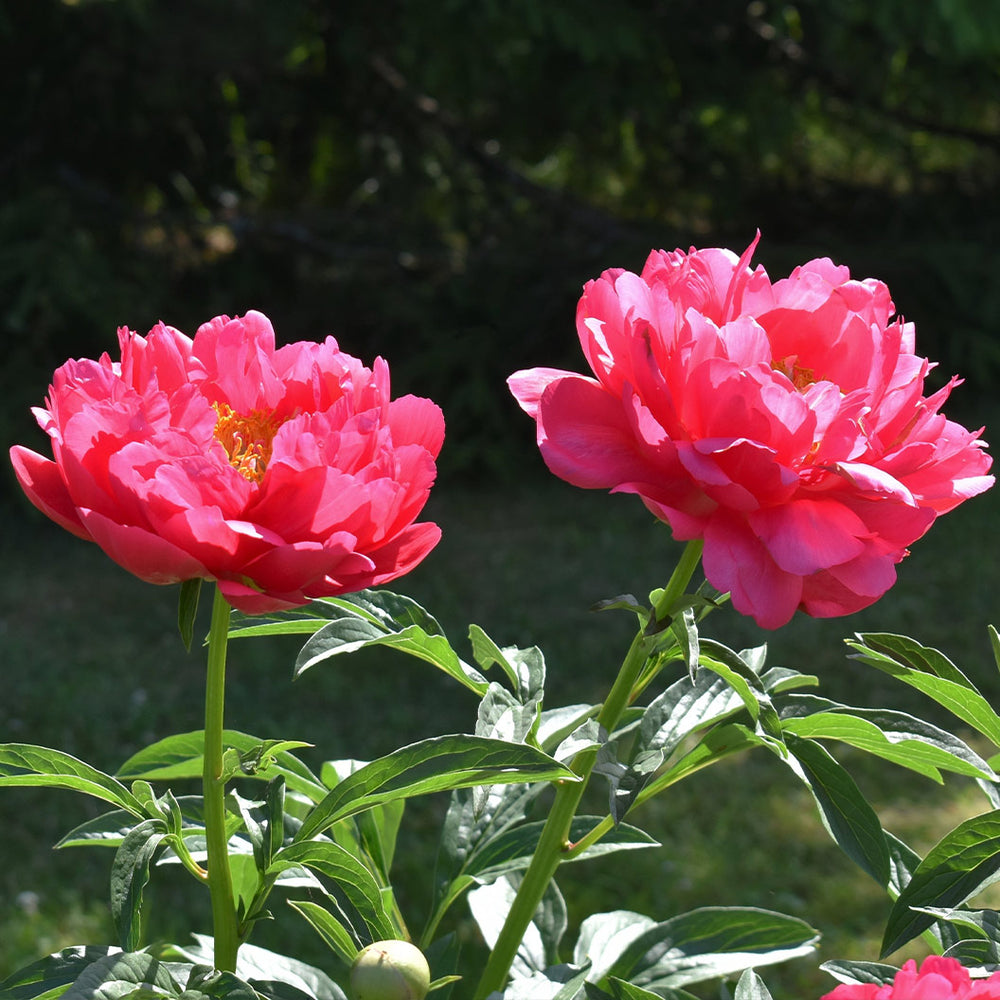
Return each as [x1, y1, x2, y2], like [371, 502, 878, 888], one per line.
[116, 731, 324, 802]
[295, 736, 577, 841]
[111, 821, 168, 952]
[783, 734, 889, 886]
[268, 841, 395, 940]
[0, 745, 144, 815]
[881, 809, 1000, 956]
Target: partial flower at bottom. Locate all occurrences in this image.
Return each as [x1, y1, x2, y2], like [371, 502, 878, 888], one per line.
[822, 956, 1000, 998]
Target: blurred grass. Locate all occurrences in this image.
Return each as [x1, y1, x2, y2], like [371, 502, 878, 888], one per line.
[2, 470, 1000, 997]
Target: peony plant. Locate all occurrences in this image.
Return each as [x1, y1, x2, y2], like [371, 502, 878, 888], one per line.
[2, 243, 1000, 1000]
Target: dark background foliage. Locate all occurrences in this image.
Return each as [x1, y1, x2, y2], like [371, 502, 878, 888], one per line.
[2, 0, 999, 485]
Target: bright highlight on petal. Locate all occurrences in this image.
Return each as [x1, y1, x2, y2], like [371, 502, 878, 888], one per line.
[9, 312, 444, 613]
[510, 235, 993, 629]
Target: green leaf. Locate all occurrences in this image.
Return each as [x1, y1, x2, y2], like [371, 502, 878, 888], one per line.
[466, 875, 564, 976]
[881, 809, 1000, 956]
[177, 578, 203, 653]
[0, 946, 124, 1000]
[286, 899, 360, 967]
[180, 968, 259, 1000]
[605, 979, 700, 1000]
[426, 782, 543, 942]
[56, 809, 139, 851]
[111, 820, 168, 951]
[475, 684, 538, 745]
[637, 672, 745, 760]
[165, 937, 343, 1000]
[848, 634, 1000, 747]
[295, 735, 577, 841]
[290, 591, 488, 695]
[470, 816, 657, 884]
[468, 627, 546, 704]
[61, 951, 180, 1000]
[573, 910, 657, 984]
[697, 641, 781, 738]
[915, 905, 1000, 942]
[819, 960, 899, 988]
[781, 706, 995, 782]
[603, 906, 819, 990]
[734, 968, 773, 1000]
[0, 745, 145, 815]
[635, 723, 770, 805]
[783, 734, 890, 886]
[116, 731, 325, 802]
[268, 840, 396, 940]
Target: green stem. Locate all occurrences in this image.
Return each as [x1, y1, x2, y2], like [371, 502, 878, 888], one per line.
[471, 541, 704, 1000]
[204, 585, 239, 972]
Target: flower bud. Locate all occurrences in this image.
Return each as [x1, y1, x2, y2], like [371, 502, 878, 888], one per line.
[349, 940, 431, 1000]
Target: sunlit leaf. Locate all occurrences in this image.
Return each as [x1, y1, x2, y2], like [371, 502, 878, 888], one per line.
[784, 734, 889, 886]
[0, 745, 144, 815]
[882, 809, 1000, 956]
[295, 736, 576, 841]
[110, 820, 168, 952]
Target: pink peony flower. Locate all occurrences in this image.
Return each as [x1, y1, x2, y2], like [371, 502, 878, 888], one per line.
[822, 956, 1000, 998]
[10, 311, 444, 613]
[509, 236, 993, 628]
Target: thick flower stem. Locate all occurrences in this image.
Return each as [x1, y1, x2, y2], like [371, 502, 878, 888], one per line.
[472, 541, 703, 1000]
[204, 585, 240, 973]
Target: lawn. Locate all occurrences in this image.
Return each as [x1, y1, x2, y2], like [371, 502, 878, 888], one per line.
[2, 468, 1000, 998]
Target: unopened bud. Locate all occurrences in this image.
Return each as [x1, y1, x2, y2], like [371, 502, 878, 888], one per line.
[349, 940, 431, 1000]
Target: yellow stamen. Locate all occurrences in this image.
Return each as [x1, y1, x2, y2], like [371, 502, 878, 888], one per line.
[212, 402, 283, 484]
[772, 356, 816, 391]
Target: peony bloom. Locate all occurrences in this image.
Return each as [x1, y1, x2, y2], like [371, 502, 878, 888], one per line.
[10, 311, 444, 614]
[822, 956, 1000, 998]
[510, 236, 993, 628]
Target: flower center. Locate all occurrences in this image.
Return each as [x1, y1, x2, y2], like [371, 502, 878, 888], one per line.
[772, 356, 816, 391]
[212, 403, 283, 483]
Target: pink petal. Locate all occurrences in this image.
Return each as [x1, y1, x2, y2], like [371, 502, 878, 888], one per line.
[78, 507, 208, 584]
[10, 446, 92, 540]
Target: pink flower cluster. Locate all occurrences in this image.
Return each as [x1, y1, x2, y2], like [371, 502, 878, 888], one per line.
[510, 236, 993, 628]
[10, 311, 444, 613]
[823, 957, 1000, 998]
